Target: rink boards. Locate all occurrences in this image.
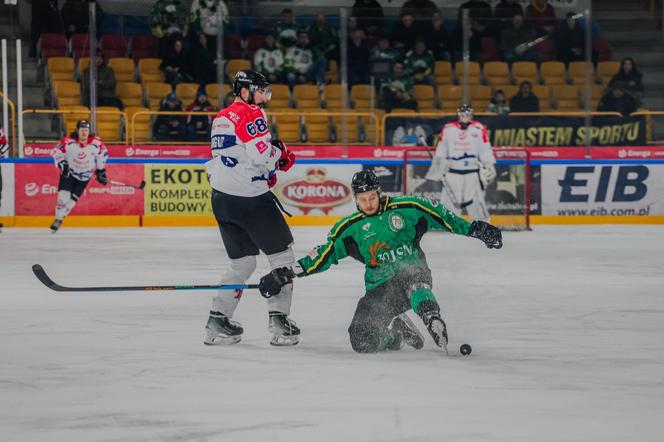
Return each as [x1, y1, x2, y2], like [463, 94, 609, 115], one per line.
[2, 145, 664, 227]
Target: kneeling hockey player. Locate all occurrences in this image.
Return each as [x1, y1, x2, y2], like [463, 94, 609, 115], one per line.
[258, 169, 502, 353]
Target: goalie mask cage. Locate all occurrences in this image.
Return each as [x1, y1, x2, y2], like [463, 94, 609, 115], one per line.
[402, 147, 531, 231]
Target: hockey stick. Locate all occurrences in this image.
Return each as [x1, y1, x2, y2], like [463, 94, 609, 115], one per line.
[109, 180, 146, 190]
[32, 264, 259, 293]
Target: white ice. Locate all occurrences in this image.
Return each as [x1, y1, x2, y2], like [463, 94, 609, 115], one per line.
[1, 225, 664, 442]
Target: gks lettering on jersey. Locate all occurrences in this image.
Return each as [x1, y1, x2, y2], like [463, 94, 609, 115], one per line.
[368, 241, 414, 266]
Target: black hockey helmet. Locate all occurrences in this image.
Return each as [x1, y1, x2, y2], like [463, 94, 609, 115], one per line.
[76, 119, 91, 130]
[233, 70, 272, 104]
[352, 169, 381, 195]
[457, 104, 473, 129]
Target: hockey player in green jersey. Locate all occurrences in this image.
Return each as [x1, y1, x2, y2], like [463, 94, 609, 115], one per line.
[258, 169, 502, 354]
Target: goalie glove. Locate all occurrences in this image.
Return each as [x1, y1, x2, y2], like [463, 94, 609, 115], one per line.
[424, 156, 449, 181]
[479, 164, 497, 188]
[259, 267, 296, 298]
[468, 220, 503, 249]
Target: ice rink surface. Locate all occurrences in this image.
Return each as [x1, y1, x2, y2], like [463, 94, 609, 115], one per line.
[1, 225, 664, 442]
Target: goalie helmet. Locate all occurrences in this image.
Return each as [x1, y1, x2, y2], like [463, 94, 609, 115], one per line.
[351, 169, 381, 194]
[233, 70, 272, 104]
[457, 104, 473, 129]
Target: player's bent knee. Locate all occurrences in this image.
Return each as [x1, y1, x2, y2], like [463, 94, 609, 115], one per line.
[224, 255, 257, 282]
[267, 247, 295, 269]
[348, 324, 381, 353]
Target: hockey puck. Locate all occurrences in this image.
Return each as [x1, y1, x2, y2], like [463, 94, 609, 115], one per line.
[460, 343, 472, 356]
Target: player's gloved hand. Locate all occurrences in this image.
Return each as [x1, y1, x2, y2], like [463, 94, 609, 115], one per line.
[57, 161, 70, 178]
[259, 267, 295, 298]
[468, 220, 503, 249]
[95, 169, 108, 185]
[272, 139, 295, 172]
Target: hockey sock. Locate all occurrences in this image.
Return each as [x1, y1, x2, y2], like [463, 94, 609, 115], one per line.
[410, 287, 438, 314]
[378, 328, 398, 351]
[211, 255, 257, 317]
[266, 247, 295, 315]
[55, 190, 73, 220]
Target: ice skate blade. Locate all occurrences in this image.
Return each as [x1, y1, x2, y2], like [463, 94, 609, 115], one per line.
[270, 335, 299, 346]
[204, 329, 242, 345]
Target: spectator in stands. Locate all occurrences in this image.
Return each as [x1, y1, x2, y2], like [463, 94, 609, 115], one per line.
[405, 39, 435, 86]
[609, 57, 644, 105]
[351, 0, 384, 36]
[500, 13, 539, 63]
[274, 8, 300, 50]
[308, 13, 339, 62]
[254, 34, 285, 84]
[185, 90, 214, 141]
[29, 0, 64, 58]
[401, 0, 440, 21]
[81, 50, 124, 109]
[526, 0, 557, 36]
[510, 81, 540, 112]
[554, 12, 584, 64]
[61, 0, 103, 38]
[348, 29, 370, 86]
[424, 14, 452, 61]
[459, 0, 496, 39]
[452, 12, 482, 61]
[487, 89, 510, 114]
[598, 81, 638, 116]
[392, 14, 422, 52]
[151, 0, 189, 58]
[189, 0, 230, 52]
[347, 16, 360, 34]
[284, 30, 326, 88]
[379, 62, 417, 113]
[369, 37, 399, 80]
[494, 0, 524, 33]
[160, 39, 194, 87]
[153, 93, 187, 141]
[192, 32, 218, 85]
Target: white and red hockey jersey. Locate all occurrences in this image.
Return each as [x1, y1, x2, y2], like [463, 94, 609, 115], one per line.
[433, 120, 495, 172]
[51, 135, 108, 181]
[205, 100, 280, 197]
[0, 127, 8, 157]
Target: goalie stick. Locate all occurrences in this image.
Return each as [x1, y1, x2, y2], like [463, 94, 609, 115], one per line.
[32, 264, 258, 293]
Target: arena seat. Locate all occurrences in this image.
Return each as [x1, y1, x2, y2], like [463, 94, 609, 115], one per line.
[107, 58, 135, 82]
[569, 61, 596, 85]
[175, 83, 200, 105]
[271, 113, 302, 143]
[205, 83, 230, 108]
[53, 80, 82, 106]
[470, 85, 492, 110]
[531, 85, 552, 110]
[100, 35, 127, 59]
[226, 59, 252, 80]
[434, 61, 453, 85]
[454, 61, 481, 85]
[293, 85, 322, 109]
[322, 84, 346, 110]
[116, 82, 143, 107]
[266, 84, 291, 109]
[130, 35, 156, 60]
[438, 85, 463, 111]
[125, 106, 152, 142]
[70, 33, 92, 61]
[351, 84, 375, 109]
[540, 61, 565, 85]
[598, 61, 620, 85]
[553, 85, 580, 110]
[38, 33, 68, 63]
[413, 85, 437, 111]
[512, 62, 538, 85]
[138, 58, 164, 83]
[96, 106, 123, 140]
[484, 61, 510, 86]
[47, 57, 75, 82]
[145, 82, 172, 110]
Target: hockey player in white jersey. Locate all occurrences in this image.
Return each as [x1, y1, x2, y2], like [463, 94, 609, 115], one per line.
[204, 70, 300, 347]
[425, 105, 497, 222]
[0, 127, 8, 232]
[50, 120, 109, 232]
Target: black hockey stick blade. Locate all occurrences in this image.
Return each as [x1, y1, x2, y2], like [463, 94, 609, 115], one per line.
[109, 180, 146, 190]
[31, 264, 259, 293]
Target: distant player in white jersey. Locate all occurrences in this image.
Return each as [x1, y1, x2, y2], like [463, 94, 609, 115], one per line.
[425, 105, 497, 222]
[203, 70, 300, 347]
[0, 127, 8, 232]
[50, 120, 109, 232]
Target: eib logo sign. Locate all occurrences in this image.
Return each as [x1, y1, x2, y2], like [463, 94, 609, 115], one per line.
[388, 213, 405, 232]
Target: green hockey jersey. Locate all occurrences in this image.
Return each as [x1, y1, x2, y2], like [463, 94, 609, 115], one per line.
[297, 195, 472, 290]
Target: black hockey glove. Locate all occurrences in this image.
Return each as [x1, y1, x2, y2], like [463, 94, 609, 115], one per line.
[57, 161, 70, 178]
[468, 220, 503, 249]
[259, 267, 295, 298]
[95, 169, 108, 185]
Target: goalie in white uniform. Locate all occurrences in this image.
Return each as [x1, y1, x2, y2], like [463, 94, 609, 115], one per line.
[425, 105, 496, 222]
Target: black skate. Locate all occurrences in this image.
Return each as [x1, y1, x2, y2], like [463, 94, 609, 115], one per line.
[389, 314, 425, 350]
[204, 311, 243, 345]
[422, 311, 449, 354]
[50, 219, 62, 233]
[268, 312, 300, 346]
